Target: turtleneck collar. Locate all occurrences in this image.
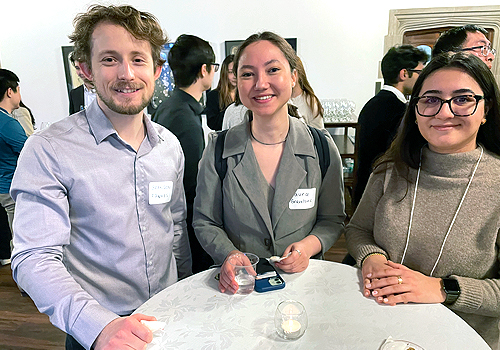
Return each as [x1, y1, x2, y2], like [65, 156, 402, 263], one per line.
[420, 144, 484, 178]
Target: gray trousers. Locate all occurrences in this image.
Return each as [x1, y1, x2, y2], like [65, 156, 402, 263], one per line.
[0, 192, 15, 232]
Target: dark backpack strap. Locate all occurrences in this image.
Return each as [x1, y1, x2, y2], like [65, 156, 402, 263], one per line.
[214, 129, 229, 183]
[307, 125, 330, 180]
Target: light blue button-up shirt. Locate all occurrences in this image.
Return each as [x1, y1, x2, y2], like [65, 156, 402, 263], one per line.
[10, 99, 192, 349]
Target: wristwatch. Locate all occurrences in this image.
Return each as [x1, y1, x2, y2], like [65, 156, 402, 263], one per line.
[441, 278, 460, 305]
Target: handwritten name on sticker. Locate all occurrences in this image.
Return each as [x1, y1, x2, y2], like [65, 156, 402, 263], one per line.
[149, 181, 173, 205]
[289, 188, 316, 210]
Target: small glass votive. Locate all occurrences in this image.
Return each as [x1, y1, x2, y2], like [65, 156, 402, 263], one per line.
[275, 300, 308, 340]
[227, 252, 259, 294]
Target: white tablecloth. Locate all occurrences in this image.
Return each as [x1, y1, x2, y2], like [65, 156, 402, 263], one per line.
[135, 260, 490, 350]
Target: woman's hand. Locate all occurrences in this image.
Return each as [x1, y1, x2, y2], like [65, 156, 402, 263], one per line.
[275, 235, 321, 273]
[219, 250, 256, 294]
[361, 253, 391, 297]
[365, 260, 446, 305]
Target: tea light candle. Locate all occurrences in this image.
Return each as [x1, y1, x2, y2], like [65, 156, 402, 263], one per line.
[281, 319, 301, 338]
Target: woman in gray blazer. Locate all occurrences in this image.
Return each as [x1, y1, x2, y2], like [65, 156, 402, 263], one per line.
[193, 32, 345, 294]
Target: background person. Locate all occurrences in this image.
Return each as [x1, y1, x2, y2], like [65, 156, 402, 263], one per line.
[290, 56, 324, 129]
[204, 54, 236, 131]
[194, 31, 345, 294]
[0, 69, 27, 232]
[68, 51, 96, 114]
[11, 101, 35, 136]
[0, 69, 27, 266]
[154, 34, 215, 273]
[345, 53, 500, 349]
[11, 5, 191, 350]
[433, 24, 495, 69]
[353, 45, 428, 207]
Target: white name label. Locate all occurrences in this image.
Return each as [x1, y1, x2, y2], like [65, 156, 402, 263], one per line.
[289, 188, 316, 210]
[149, 181, 173, 205]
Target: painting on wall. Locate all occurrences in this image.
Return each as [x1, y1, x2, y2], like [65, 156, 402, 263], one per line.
[225, 38, 297, 57]
[149, 42, 175, 117]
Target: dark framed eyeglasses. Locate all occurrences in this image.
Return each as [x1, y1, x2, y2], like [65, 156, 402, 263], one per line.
[407, 68, 422, 74]
[210, 63, 220, 72]
[460, 45, 496, 57]
[414, 95, 484, 117]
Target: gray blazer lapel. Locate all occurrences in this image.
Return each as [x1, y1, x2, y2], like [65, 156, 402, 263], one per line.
[271, 143, 306, 231]
[232, 146, 274, 236]
[271, 119, 316, 231]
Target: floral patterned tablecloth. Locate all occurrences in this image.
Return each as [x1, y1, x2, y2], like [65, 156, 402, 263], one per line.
[135, 260, 489, 350]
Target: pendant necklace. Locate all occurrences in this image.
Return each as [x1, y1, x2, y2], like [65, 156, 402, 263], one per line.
[401, 145, 483, 276]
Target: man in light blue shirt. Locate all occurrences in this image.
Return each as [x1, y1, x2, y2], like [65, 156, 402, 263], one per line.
[0, 68, 27, 265]
[10, 5, 191, 350]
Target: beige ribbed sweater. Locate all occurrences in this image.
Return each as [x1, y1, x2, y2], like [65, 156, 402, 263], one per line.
[346, 146, 500, 349]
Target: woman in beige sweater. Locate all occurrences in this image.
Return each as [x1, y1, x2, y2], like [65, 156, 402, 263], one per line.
[346, 53, 500, 349]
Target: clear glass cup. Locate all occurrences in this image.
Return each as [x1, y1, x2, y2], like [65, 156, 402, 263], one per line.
[275, 300, 308, 340]
[227, 253, 259, 294]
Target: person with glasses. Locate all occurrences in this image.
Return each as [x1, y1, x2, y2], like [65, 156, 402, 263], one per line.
[433, 24, 495, 69]
[353, 45, 428, 208]
[155, 34, 216, 273]
[345, 53, 500, 349]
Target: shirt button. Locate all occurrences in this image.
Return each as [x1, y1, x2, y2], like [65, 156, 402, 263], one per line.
[148, 261, 153, 267]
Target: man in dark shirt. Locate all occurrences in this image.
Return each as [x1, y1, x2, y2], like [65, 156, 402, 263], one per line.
[353, 45, 428, 206]
[155, 34, 216, 273]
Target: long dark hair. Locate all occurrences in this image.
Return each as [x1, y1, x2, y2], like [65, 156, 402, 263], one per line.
[375, 52, 500, 176]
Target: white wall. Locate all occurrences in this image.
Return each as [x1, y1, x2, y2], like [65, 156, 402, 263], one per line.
[1, 0, 499, 125]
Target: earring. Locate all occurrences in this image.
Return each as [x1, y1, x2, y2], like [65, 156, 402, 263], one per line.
[481, 119, 487, 125]
[292, 82, 296, 88]
[415, 119, 418, 124]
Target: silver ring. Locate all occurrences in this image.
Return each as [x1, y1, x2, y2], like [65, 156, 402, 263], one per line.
[295, 249, 301, 256]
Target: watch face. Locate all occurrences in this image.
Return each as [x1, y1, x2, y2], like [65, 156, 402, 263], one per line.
[443, 278, 460, 294]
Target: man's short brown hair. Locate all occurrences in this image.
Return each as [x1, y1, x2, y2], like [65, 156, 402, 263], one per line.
[68, 5, 168, 69]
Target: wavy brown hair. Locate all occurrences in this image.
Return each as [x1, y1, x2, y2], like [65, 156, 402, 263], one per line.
[68, 5, 168, 69]
[296, 56, 324, 120]
[217, 54, 235, 110]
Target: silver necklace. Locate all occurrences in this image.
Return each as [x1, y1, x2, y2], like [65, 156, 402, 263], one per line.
[401, 145, 484, 276]
[250, 128, 288, 146]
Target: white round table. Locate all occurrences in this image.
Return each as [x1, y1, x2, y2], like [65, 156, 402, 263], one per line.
[135, 260, 490, 350]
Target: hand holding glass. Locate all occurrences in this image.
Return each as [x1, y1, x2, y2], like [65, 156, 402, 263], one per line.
[227, 253, 259, 294]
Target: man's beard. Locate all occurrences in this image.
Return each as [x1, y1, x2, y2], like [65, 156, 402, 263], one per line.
[96, 83, 151, 115]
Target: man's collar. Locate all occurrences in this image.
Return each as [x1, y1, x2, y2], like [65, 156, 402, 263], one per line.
[0, 106, 10, 115]
[381, 85, 408, 104]
[85, 99, 161, 146]
[173, 88, 204, 115]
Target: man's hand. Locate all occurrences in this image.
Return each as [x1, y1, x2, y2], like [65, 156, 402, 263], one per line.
[93, 314, 156, 350]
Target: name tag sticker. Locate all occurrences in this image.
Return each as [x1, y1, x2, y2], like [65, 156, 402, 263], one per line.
[289, 188, 316, 210]
[149, 181, 173, 205]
